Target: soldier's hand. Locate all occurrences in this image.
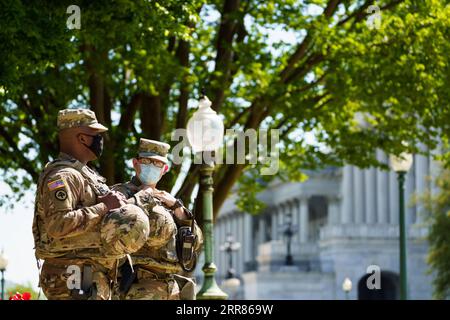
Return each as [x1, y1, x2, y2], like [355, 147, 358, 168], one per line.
[154, 190, 176, 207]
[99, 191, 125, 211]
[140, 185, 155, 195]
[115, 191, 127, 203]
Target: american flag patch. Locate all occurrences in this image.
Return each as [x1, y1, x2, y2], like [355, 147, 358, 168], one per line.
[47, 179, 66, 191]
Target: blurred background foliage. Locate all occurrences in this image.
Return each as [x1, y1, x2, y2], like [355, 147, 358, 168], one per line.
[0, 0, 449, 220]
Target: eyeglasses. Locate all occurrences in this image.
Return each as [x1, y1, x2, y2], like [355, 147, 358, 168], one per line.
[138, 158, 165, 168]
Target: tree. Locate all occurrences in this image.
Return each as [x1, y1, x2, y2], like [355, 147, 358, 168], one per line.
[1, 0, 449, 221]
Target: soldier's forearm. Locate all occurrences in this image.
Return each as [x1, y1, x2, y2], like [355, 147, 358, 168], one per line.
[174, 207, 189, 220]
[46, 203, 109, 238]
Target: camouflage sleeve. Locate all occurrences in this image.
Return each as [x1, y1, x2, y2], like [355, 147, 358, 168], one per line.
[127, 189, 157, 214]
[41, 169, 109, 239]
[172, 213, 193, 227]
[110, 183, 130, 198]
[192, 221, 203, 252]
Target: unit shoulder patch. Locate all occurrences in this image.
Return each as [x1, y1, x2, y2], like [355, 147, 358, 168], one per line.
[54, 189, 68, 201]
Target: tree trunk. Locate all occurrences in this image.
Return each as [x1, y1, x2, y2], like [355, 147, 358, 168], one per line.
[141, 93, 162, 141]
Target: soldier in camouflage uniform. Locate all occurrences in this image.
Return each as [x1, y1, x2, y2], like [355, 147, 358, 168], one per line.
[33, 109, 154, 300]
[112, 138, 203, 300]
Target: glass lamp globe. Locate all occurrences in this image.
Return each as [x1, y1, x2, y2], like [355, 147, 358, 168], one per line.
[389, 152, 413, 173]
[342, 277, 352, 292]
[0, 251, 8, 271]
[186, 95, 224, 152]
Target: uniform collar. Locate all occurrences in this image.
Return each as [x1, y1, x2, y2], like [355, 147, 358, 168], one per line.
[57, 152, 106, 183]
[131, 175, 142, 187]
[58, 152, 78, 162]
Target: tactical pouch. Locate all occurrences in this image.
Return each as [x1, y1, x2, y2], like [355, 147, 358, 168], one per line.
[118, 259, 138, 297]
[176, 226, 198, 272]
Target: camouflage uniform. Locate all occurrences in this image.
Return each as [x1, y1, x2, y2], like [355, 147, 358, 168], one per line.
[32, 109, 151, 300]
[112, 139, 203, 300]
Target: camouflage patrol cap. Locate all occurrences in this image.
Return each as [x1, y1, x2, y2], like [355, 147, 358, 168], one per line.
[138, 138, 170, 164]
[100, 204, 150, 256]
[57, 108, 108, 132]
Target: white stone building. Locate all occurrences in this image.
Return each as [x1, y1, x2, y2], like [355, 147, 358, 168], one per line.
[208, 152, 438, 300]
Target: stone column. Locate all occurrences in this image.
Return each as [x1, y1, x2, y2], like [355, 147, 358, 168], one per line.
[406, 165, 416, 225]
[430, 143, 442, 198]
[271, 206, 277, 241]
[236, 212, 243, 274]
[281, 203, 288, 238]
[292, 199, 300, 242]
[327, 195, 340, 225]
[376, 150, 389, 224]
[276, 204, 285, 241]
[299, 197, 309, 243]
[389, 170, 399, 225]
[230, 211, 239, 271]
[244, 213, 252, 272]
[341, 165, 353, 224]
[220, 217, 227, 279]
[353, 167, 365, 224]
[365, 168, 377, 224]
[415, 152, 429, 224]
[258, 214, 265, 244]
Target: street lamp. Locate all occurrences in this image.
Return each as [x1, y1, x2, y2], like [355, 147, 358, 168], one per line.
[280, 217, 298, 266]
[342, 277, 352, 300]
[0, 250, 8, 300]
[389, 152, 413, 300]
[220, 233, 241, 279]
[187, 92, 227, 300]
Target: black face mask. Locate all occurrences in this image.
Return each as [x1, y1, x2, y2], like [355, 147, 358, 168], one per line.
[81, 134, 104, 158]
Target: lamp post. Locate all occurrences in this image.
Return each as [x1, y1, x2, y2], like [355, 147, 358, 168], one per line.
[281, 217, 297, 266]
[187, 92, 227, 300]
[389, 152, 413, 300]
[220, 233, 241, 279]
[342, 277, 352, 300]
[0, 250, 8, 300]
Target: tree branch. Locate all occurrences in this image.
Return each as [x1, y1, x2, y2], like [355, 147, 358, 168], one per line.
[225, 106, 251, 128]
[279, 0, 341, 83]
[175, 38, 190, 130]
[175, 163, 201, 204]
[119, 93, 143, 131]
[140, 93, 162, 140]
[210, 0, 241, 112]
[284, 53, 325, 84]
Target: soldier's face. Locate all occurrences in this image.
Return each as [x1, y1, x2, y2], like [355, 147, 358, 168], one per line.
[132, 158, 167, 178]
[76, 128, 104, 160]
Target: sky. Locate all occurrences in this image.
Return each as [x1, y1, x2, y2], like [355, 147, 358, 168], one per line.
[0, 183, 39, 291]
